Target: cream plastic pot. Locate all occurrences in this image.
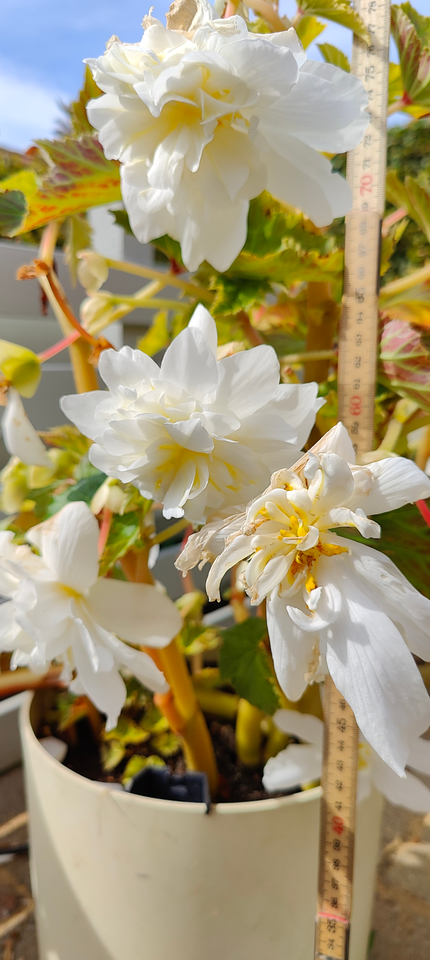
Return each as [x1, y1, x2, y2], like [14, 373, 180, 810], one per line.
[21, 692, 383, 960]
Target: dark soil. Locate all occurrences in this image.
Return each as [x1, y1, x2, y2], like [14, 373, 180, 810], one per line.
[38, 714, 299, 804]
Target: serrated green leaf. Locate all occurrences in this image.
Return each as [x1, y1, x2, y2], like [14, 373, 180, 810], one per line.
[99, 511, 142, 576]
[317, 43, 350, 71]
[137, 311, 170, 357]
[0, 189, 28, 236]
[339, 503, 430, 600]
[391, 5, 430, 107]
[380, 217, 408, 276]
[151, 235, 184, 271]
[380, 319, 430, 411]
[101, 741, 126, 772]
[296, 15, 326, 48]
[400, 2, 430, 45]
[178, 621, 220, 656]
[298, 0, 369, 42]
[210, 275, 270, 316]
[65, 66, 104, 138]
[405, 176, 430, 242]
[219, 618, 280, 715]
[103, 715, 150, 746]
[122, 754, 166, 785]
[151, 732, 182, 757]
[141, 705, 169, 735]
[0, 138, 121, 236]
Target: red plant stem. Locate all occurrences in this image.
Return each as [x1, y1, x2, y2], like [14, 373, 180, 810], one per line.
[416, 499, 430, 529]
[38, 331, 80, 363]
[98, 507, 113, 557]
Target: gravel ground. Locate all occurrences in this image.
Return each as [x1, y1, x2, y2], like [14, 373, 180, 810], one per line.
[1, 765, 430, 959]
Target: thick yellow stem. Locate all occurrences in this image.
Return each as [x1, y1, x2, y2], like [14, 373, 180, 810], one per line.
[122, 545, 219, 797]
[236, 699, 263, 767]
[303, 282, 338, 385]
[416, 425, 430, 471]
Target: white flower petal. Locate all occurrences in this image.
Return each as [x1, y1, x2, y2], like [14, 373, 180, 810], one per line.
[87, 578, 181, 647]
[188, 304, 218, 357]
[267, 592, 316, 701]
[206, 534, 252, 601]
[2, 389, 50, 468]
[372, 752, 430, 813]
[273, 708, 324, 748]
[263, 743, 322, 793]
[27, 501, 100, 593]
[99, 346, 160, 392]
[351, 456, 430, 517]
[60, 390, 110, 442]
[323, 557, 430, 775]
[72, 619, 126, 731]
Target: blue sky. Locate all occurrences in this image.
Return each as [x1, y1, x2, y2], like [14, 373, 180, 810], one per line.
[0, 0, 427, 151]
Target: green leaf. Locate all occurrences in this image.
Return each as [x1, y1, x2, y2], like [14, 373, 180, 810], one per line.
[404, 176, 430, 243]
[317, 42, 350, 71]
[0, 189, 28, 237]
[46, 471, 107, 518]
[99, 511, 141, 576]
[141, 705, 169, 735]
[178, 622, 221, 656]
[65, 66, 104, 138]
[400, 2, 430, 45]
[219, 618, 280, 715]
[210, 275, 270, 316]
[380, 319, 430, 411]
[101, 742, 126, 772]
[380, 217, 408, 276]
[151, 732, 182, 757]
[386, 170, 430, 243]
[0, 137, 121, 237]
[121, 754, 166, 785]
[339, 503, 430, 601]
[103, 715, 150, 746]
[295, 15, 326, 48]
[298, 0, 369, 42]
[391, 5, 430, 107]
[151, 235, 184, 271]
[137, 311, 170, 356]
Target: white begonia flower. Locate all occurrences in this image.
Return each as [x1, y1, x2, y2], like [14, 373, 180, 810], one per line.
[77, 251, 109, 294]
[182, 422, 430, 774]
[2, 388, 50, 468]
[0, 501, 182, 729]
[61, 305, 324, 522]
[85, 3, 368, 272]
[263, 709, 430, 814]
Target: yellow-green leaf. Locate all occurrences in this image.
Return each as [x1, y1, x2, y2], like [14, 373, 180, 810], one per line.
[0, 137, 121, 237]
[137, 311, 170, 356]
[295, 15, 326, 48]
[298, 0, 369, 42]
[317, 42, 350, 71]
[391, 5, 430, 108]
[404, 176, 430, 243]
[121, 754, 166, 785]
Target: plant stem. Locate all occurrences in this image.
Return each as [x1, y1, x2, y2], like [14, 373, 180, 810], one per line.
[263, 719, 289, 763]
[303, 282, 338, 384]
[105, 257, 213, 302]
[152, 517, 190, 545]
[380, 263, 430, 299]
[237, 310, 264, 347]
[193, 686, 240, 721]
[121, 543, 219, 796]
[281, 348, 336, 365]
[236, 699, 263, 766]
[38, 331, 80, 363]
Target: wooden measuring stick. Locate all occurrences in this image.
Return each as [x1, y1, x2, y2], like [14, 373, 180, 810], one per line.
[315, 2, 391, 957]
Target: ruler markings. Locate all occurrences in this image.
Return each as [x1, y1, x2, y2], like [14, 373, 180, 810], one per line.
[315, 1, 390, 958]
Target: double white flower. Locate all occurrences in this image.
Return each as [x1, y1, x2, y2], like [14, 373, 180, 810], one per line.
[0, 501, 182, 728]
[86, 2, 368, 271]
[263, 709, 430, 813]
[61, 306, 323, 522]
[179, 423, 430, 774]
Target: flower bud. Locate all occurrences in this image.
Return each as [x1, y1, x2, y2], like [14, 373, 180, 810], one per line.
[77, 250, 109, 294]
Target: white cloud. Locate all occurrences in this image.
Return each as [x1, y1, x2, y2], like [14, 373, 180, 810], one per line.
[0, 62, 67, 152]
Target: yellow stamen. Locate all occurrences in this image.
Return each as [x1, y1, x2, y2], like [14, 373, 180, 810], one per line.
[306, 572, 317, 593]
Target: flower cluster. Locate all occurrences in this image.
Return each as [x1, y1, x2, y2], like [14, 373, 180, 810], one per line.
[0, 501, 181, 728]
[86, 2, 368, 271]
[61, 305, 323, 522]
[178, 423, 430, 773]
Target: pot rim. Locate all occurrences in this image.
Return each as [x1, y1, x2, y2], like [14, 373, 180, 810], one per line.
[21, 691, 322, 816]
